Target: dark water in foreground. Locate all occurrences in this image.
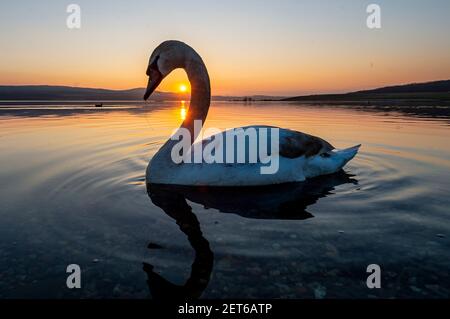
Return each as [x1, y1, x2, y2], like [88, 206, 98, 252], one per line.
[0, 101, 449, 299]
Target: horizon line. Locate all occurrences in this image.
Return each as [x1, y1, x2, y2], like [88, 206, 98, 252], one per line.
[1, 77, 449, 97]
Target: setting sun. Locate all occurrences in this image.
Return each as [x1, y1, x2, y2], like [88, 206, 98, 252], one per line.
[179, 84, 188, 93]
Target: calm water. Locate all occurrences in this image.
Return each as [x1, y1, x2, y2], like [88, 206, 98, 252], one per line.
[0, 101, 449, 299]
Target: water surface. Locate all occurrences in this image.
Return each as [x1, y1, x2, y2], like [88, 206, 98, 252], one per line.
[0, 101, 449, 298]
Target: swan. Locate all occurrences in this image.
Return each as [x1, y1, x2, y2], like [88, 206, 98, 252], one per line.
[144, 40, 360, 186]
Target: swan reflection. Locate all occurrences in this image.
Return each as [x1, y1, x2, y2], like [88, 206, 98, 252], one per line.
[144, 170, 358, 299]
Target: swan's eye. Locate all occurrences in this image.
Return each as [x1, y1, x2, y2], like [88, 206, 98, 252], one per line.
[320, 152, 331, 158]
[147, 55, 160, 75]
[151, 55, 160, 67]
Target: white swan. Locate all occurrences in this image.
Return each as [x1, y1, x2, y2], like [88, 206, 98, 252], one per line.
[144, 40, 360, 186]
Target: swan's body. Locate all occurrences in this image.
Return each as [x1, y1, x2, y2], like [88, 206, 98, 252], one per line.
[144, 41, 360, 186]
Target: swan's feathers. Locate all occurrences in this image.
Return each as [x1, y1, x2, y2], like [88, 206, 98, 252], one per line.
[278, 128, 334, 158]
[196, 125, 333, 162]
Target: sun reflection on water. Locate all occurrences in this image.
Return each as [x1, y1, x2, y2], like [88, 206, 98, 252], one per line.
[180, 100, 187, 120]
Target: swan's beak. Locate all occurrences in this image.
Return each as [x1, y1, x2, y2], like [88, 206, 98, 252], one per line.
[143, 70, 163, 101]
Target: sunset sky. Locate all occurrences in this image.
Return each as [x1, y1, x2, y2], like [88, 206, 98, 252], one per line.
[1, 0, 449, 96]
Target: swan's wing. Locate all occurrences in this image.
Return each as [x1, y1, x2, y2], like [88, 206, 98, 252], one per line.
[279, 130, 334, 159]
[196, 126, 333, 160]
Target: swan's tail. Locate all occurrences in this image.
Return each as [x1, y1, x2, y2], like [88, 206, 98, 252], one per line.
[335, 144, 361, 165]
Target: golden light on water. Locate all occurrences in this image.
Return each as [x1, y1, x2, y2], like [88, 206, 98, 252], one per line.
[180, 100, 187, 120]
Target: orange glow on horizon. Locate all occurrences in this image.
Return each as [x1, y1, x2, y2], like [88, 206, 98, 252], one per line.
[1, 45, 449, 96]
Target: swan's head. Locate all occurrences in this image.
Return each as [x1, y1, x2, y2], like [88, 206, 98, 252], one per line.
[303, 144, 361, 178]
[144, 40, 197, 100]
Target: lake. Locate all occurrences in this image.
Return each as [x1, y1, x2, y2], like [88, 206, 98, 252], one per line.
[0, 101, 449, 298]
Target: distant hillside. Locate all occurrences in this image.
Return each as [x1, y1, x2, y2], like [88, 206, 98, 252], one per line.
[0, 85, 282, 101]
[0, 85, 182, 101]
[283, 79, 450, 102]
[2, 80, 450, 103]
[355, 80, 450, 94]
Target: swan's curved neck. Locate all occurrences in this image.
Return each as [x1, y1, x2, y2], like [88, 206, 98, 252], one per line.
[181, 58, 211, 144]
[158, 57, 210, 159]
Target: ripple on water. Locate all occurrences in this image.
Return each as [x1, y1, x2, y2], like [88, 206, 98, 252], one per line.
[1, 103, 450, 298]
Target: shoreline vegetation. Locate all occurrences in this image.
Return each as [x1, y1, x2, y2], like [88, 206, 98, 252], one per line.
[0, 79, 449, 106]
